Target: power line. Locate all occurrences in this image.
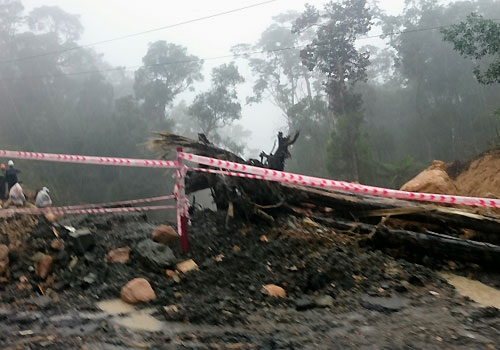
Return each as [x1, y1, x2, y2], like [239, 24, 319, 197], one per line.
[0, 0, 279, 65]
[2, 18, 500, 82]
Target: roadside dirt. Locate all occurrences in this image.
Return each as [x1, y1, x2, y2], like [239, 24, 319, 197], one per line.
[0, 210, 499, 349]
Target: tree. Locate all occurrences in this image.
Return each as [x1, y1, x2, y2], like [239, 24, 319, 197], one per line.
[188, 62, 244, 140]
[293, 0, 371, 116]
[233, 12, 316, 125]
[442, 13, 500, 84]
[134, 41, 203, 123]
[293, 0, 372, 181]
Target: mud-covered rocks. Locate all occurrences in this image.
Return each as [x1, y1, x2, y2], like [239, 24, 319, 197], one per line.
[152, 225, 179, 245]
[68, 229, 94, 255]
[176, 259, 198, 274]
[105, 247, 131, 264]
[120, 278, 156, 304]
[35, 254, 53, 280]
[261, 284, 286, 298]
[50, 239, 65, 251]
[314, 295, 334, 308]
[135, 239, 176, 268]
[0, 244, 9, 276]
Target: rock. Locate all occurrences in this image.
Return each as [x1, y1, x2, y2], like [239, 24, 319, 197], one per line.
[303, 217, 321, 228]
[295, 296, 315, 311]
[0, 244, 9, 276]
[68, 229, 95, 255]
[35, 254, 53, 280]
[105, 247, 131, 264]
[83, 272, 97, 285]
[135, 239, 176, 268]
[261, 284, 286, 298]
[232, 245, 241, 253]
[50, 239, 64, 251]
[176, 259, 198, 274]
[166, 269, 181, 283]
[44, 212, 58, 223]
[164, 305, 179, 316]
[120, 278, 156, 304]
[360, 295, 409, 313]
[408, 275, 425, 286]
[314, 295, 334, 308]
[152, 225, 179, 245]
[401, 160, 458, 195]
[259, 235, 269, 242]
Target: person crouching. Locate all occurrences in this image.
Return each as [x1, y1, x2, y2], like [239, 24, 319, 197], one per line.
[35, 187, 52, 208]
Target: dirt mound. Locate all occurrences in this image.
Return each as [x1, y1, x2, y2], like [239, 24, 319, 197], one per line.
[402, 150, 500, 200]
[453, 151, 500, 198]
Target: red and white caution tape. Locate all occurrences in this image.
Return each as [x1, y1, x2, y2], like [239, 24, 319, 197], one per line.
[0, 194, 175, 215]
[0, 205, 176, 217]
[52, 194, 175, 210]
[0, 150, 177, 168]
[182, 152, 500, 208]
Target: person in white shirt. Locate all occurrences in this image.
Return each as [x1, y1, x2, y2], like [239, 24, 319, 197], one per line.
[35, 187, 52, 208]
[9, 182, 26, 206]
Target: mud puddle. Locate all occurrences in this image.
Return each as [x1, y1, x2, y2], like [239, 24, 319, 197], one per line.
[97, 299, 164, 332]
[440, 272, 500, 308]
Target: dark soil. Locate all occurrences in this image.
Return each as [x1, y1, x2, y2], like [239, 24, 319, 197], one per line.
[0, 210, 499, 349]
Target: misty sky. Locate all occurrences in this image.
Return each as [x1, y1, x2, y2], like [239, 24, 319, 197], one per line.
[22, 0, 406, 154]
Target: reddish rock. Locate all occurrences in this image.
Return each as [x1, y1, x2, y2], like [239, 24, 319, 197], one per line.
[105, 247, 131, 264]
[176, 259, 199, 274]
[120, 278, 156, 304]
[35, 254, 53, 280]
[0, 244, 9, 276]
[152, 225, 179, 245]
[261, 284, 286, 298]
[50, 239, 65, 251]
[232, 245, 241, 253]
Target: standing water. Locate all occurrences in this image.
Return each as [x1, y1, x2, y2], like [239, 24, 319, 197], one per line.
[440, 272, 500, 309]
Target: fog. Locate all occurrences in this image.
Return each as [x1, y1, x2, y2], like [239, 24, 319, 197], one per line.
[21, 0, 405, 151]
[1, 0, 499, 204]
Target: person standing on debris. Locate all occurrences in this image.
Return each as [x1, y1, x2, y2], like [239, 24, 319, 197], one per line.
[5, 160, 21, 191]
[0, 164, 6, 201]
[35, 187, 52, 208]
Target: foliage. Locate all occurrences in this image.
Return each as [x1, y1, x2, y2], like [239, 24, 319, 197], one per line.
[134, 40, 203, 123]
[293, 0, 372, 116]
[442, 13, 500, 84]
[188, 62, 244, 139]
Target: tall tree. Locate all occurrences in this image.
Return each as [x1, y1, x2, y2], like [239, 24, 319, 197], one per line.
[134, 41, 203, 123]
[293, 0, 372, 181]
[188, 62, 244, 140]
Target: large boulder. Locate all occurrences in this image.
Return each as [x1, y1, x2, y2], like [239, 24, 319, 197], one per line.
[401, 160, 458, 195]
[120, 278, 156, 304]
[135, 239, 176, 268]
[152, 225, 179, 245]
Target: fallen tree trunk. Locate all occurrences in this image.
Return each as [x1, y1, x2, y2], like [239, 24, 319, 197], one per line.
[297, 212, 500, 266]
[282, 183, 500, 243]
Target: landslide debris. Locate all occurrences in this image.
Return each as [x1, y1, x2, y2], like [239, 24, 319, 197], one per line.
[0, 210, 447, 325]
[403, 149, 500, 200]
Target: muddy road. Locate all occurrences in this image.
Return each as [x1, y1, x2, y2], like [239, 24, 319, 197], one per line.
[0, 210, 499, 349]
